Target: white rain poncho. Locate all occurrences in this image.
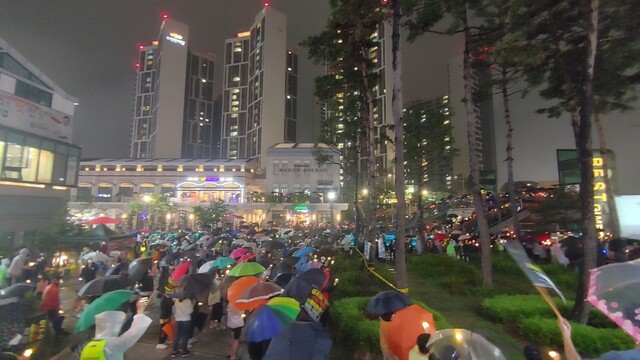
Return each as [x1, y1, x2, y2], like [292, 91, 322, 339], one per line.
[85, 311, 151, 360]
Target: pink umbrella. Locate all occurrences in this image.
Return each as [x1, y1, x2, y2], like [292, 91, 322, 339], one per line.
[230, 248, 249, 260]
[237, 252, 256, 264]
[139, 228, 151, 234]
[171, 261, 191, 282]
[587, 259, 640, 343]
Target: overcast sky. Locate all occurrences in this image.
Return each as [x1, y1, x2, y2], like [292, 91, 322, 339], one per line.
[0, 0, 459, 158]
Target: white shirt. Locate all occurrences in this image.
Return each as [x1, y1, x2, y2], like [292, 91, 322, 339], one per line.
[173, 299, 194, 322]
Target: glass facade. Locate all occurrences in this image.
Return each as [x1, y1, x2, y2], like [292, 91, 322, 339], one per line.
[0, 125, 80, 186]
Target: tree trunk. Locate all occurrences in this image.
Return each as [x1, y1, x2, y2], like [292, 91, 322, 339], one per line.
[593, 113, 620, 238]
[390, 0, 408, 290]
[462, 3, 493, 287]
[361, 51, 377, 253]
[501, 68, 523, 242]
[571, 0, 599, 324]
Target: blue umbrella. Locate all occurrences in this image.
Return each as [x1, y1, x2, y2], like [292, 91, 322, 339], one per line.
[292, 247, 316, 259]
[366, 290, 412, 316]
[262, 321, 332, 360]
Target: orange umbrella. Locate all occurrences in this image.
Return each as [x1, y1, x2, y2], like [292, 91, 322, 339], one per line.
[227, 276, 260, 305]
[233, 282, 283, 311]
[385, 305, 436, 360]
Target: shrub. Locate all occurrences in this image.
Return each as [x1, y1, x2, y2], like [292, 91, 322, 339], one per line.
[519, 318, 634, 358]
[408, 255, 481, 295]
[330, 297, 451, 354]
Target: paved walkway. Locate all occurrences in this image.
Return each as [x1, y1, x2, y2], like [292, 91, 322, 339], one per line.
[54, 275, 250, 359]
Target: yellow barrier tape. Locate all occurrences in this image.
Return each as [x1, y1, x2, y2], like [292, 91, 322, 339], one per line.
[352, 246, 408, 293]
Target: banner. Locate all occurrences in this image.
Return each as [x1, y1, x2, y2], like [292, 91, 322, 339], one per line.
[504, 241, 566, 302]
[364, 241, 371, 260]
[0, 92, 73, 142]
[301, 286, 329, 321]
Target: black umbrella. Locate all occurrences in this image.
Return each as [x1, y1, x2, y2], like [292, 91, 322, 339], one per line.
[162, 251, 183, 266]
[77, 275, 131, 297]
[271, 272, 294, 288]
[314, 247, 338, 258]
[263, 321, 333, 360]
[281, 256, 301, 268]
[284, 269, 330, 303]
[257, 258, 274, 269]
[366, 290, 412, 316]
[309, 228, 324, 236]
[178, 273, 213, 302]
[270, 262, 293, 280]
[128, 257, 153, 283]
[0, 283, 35, 299]
[263, 240, 286, 251]
[312, 238, 333, 248]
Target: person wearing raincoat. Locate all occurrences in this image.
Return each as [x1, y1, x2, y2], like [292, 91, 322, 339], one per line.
[0, 258, 10, 288]
[7, 248, 29, 285]
[79, 298, 152, 360]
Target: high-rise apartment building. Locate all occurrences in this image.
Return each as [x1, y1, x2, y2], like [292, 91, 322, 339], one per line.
[221, 5, 297, 164]
[130, 16, 216, 159]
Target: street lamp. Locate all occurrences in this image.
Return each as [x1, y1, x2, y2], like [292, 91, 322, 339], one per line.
[327, 191, 336, 228]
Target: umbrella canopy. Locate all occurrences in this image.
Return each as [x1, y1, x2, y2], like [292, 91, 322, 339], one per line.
[367, 290, 413, 316]
[198, 260, 219, 274]
[227, 276, 260, 305]
[75, 290, 135, 333]
[82, 251, 110, 263]
[271, 262, 294, 280]
[230, 247, 250, 260]
[0, 283, 35, 299]
[232, 239, 247, 247]
[292, 247, 316, 259]
[234, 282, 284, 310]
[138, 228, 151, 234]
[171, 261, 191, 282]
[458, 234, 471, 241]
[587, 258, 640, 342]
[313, 247, 338, 258]
[312, 238, 333, 248]
[58, 224, 133, 243]
[212, 257, 236, 268]
[178, 273, 213, 302]
[246, 297, 300, 342]
[262, 320, 332, 360]
[229, 262, 266, 277]
[386, 305, 437, 360]
[281, 256, 301, 268]
[427, 329, 506, 360]
[128, 257, 153, 283]
[85, 216, 123, 225]
[451, 230, 462, 235]
[284, 269, 330, 304]
[237, 252, 256, 264]
[271, 272, 294, 288]
[78, 275, 131, 297]
[263, 240, 285, 251]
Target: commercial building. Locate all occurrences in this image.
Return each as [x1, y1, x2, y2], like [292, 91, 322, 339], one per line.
[0, 36, 80, 242]
[220, 5, 298, 165]
[130, 15, 216, 159]
[68, 144, 347, 229]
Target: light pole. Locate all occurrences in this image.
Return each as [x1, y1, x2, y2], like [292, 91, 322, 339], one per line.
[327, 191, 336, 228]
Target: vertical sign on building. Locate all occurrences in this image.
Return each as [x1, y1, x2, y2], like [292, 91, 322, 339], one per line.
[592, 151, 616, 237]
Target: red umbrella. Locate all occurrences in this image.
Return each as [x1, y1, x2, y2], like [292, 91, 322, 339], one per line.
[237, 252, 256, 264]
[139, 228, 152, 234]
[171, 261, 191, 282]
[85, 216, 123, 225]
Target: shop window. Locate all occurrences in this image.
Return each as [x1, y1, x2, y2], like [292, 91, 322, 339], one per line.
[97, 186, 112, 201]
[76, 187, 92, 202]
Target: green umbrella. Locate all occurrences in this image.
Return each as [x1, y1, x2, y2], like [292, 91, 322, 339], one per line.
[75, 290, 135, 333]
[212, 257, 236, 268]
[228, 262, 266, 277]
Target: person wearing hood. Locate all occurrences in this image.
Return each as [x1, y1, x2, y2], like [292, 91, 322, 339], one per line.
[80, 298, 152, 360]
[7, 248, 29, 285]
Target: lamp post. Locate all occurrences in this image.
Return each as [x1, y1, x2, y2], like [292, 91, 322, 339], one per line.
[327, 191, 336, 228]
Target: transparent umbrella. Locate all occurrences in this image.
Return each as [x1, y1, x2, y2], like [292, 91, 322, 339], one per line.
[427, 329, 506, 360]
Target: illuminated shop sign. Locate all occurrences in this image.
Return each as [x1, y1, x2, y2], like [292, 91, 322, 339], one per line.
[294, 205, 309, 212]
[166, 32, 186, 46]
[186, 177, 233, 182]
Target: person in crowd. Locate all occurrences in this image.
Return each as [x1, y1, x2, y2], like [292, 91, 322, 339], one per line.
[0, 258, 10, 288]
[172, 296, 194, 357]
[379, 312, 399, 360]
[208, 276, 223, 329]
[7, 248, 29, 285]
[41, 275, 68, 336]
[79, 298, 152, 360]
[35, 274, 47, 300]
[80, 259, 98, 284]
[137, 269, 154, 297]
[226, 302, 244, 360]
[523, 344, 543, 360]
[156, 293, 174, 349]
[408, 333, 432, 359]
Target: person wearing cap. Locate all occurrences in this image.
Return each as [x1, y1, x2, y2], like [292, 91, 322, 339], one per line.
[79, 298, 152, 360]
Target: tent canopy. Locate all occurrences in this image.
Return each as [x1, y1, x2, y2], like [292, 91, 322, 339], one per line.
[57, 224, 134, 243]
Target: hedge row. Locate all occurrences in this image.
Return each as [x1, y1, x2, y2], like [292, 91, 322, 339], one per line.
[482, 295, 634, 357]
[331, 297, 451, 354]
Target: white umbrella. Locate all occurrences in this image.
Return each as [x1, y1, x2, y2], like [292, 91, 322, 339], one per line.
[458, 234, 471, 241]
[451, 230, 463, 235]
[232, 239, 247, 246]
[198, 260, 217, 274]
[82, 251, 109, 263]
[196, 235, 211, 245]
